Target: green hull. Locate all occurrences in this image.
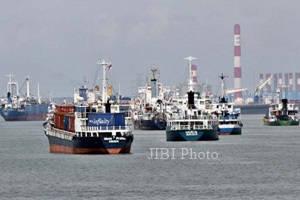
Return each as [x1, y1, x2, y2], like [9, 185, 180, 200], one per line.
[263, 120, 299, 126]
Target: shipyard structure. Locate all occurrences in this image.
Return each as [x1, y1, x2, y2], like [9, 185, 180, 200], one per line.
[257, 72, 300, 102]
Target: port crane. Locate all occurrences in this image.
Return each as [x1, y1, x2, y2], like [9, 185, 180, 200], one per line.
[253, 74, 273, 103]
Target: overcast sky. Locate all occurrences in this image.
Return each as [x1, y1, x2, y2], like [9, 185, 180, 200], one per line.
[1, 0, 299, 98]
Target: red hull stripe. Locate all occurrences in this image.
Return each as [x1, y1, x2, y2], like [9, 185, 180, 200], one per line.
[49, 144, 131, 154]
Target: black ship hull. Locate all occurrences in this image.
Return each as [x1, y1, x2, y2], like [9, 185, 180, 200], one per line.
[134, 119, 166, 130]
[45, 129, 134, 154]
[235, 104, 269, 115]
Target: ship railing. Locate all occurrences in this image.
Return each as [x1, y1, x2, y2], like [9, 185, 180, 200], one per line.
[80, 125, 129, 132]
[170, 124, 212, 130]
[49, 128, 76, 141]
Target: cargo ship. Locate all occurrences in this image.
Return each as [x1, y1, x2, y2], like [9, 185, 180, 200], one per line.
[166, 91, 219, 141]
[43, 59, 134, 154]
[133, 103, 166, 130]
[0, 75, 49, 121]
[263, 89, 299, 126]
[132, 67, 167, 130]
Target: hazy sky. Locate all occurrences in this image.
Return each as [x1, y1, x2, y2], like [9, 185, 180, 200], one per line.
[1, 0, 299, 98]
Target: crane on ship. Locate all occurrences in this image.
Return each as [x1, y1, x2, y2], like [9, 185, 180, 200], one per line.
[253, 74, 273, 104]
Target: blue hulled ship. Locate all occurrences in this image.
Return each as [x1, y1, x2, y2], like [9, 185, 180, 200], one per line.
[211, 74, 243, 135]
[0, 75, 49, 121]
[166, 91, 219, 141]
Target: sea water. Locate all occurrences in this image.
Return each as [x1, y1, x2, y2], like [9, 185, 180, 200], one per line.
[0, 115, 299, 200]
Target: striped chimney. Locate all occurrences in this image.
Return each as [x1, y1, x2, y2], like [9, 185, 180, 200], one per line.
[191, 64, 198, 84]
[288, 72, 293, 91]
[295, 72, 300, 91]
[272, 73, 278, 92]
[234, 24, 242, 99]
[284, 73, 289, 89]
[265, 73, 272, 92]
[259, 73, 264, 95]
[278, 73, 283, 89]
[259, 73, 264, 84]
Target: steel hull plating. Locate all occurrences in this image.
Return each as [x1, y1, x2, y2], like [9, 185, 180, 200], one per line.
[45, 130, 133, 154]
[236, 104, 269, 115]
[219, 124, 242, 135]
[166, 125, 219, 141]
[134, 119, 166, 130]
[263, 118, 299, 126]
[0, 103, 49, 121]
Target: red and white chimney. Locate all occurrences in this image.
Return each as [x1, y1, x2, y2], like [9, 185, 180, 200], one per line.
[234, 24, 242, 99]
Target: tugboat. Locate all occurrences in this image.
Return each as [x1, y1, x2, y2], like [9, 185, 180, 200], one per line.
[0, 75, 49, 121]
[263, 88, 299, 126]
[166, 90, 219, 141]
[43, 59, 134, 154]
[212, 74, 243, 135]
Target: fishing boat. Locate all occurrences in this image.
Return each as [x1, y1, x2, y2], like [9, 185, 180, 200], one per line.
[43, 59, 134, 154]
[212, 74, 243, 135]
[263, 88, 299, 126]
[166, 90, 219, 141]
[0, 75, 49, 121]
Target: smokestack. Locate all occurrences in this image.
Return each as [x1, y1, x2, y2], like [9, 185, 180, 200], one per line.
[234, 24, 242, 99]
[295, 72, 300, 91]
[191, 64, 198, 84]
[288, 72, 293, 91]
[278, 73, 283, 89]
[272, 73, 278, 93]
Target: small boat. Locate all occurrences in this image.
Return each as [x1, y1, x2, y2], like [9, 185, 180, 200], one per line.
[166, 91, 219, 141]
[212, 74, 243, 135]
[43, 59, 134, 154]
[263, 88, 299, 126]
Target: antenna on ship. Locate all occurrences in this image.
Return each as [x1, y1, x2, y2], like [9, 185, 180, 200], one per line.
[184, 56, 197, 92]
[97, 59, 112, 104]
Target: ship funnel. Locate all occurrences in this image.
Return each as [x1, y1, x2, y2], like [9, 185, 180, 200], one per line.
[281, 98, 288, 115]
[7, 92, 12, 103]
[105, 99, 111, 113]
[187, 91, 196, 109]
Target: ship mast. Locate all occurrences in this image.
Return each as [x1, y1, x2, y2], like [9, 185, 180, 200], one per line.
[97, 59, 112, 104]
[26, 76, 30, 98]
[37, 83, 41, 104]
[219, 73, 228, 98]
[184, 56, 197, 92]
[150, 66, 158, 98]
[6, 74, 19, 96]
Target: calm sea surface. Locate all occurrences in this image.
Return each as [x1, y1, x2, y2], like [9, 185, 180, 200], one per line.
[0, 115, 300, 200]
